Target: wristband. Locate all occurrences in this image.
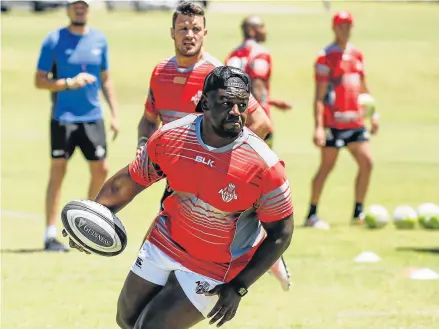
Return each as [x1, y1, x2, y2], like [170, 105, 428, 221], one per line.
[137, 137, 148, 149]
[372, 113, 380, 120]
[65, 78, 73, 90]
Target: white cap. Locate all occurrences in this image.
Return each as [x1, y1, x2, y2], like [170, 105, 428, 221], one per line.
[67, 0, 90, 5]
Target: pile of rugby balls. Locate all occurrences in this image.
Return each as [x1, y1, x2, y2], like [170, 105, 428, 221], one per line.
[363, 203, 439, 230]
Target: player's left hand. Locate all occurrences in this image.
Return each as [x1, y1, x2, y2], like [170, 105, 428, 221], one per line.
[110, 116, 120, 140]
[204, 284, 241, 327]
[371, 117, 379, 135]
[271, 99, 292, 111]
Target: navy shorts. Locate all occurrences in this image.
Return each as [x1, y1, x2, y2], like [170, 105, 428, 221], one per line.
[325, 127, 369, 149]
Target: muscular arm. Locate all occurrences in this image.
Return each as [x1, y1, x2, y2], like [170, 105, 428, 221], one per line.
[360, 76, 370, 94]
[94, 166, 146, 214]
[314, 81, 328, 129]
[230, 215, 294, 289]
[138, 112, 160, 140]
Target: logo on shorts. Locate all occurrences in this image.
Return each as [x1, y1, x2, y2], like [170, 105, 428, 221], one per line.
[195, 281, 211, 294]
[218, 183, 238, 203]
[135, 257, 143, 268]
[95, 145, 106, 158]
[52, 149, 65, 157]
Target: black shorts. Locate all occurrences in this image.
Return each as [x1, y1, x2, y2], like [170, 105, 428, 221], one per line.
[325, 127, 369, 149]
[50, 119, 107, 161]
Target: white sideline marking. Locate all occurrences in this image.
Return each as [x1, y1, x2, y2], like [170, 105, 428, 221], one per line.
[1, 209, 43, 220]
[338, 309, 439, 318]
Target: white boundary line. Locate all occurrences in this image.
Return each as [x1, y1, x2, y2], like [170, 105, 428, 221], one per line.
[1, 209, 43, 220]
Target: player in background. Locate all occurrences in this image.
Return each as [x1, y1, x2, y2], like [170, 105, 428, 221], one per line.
[137, 2, 271, 153]
[35, 0, 120, 251]
[67, 67, 294, 329]
[305, 11, 379, 230]
[225, 15, 292, 149]
[135, 2, 290, 291]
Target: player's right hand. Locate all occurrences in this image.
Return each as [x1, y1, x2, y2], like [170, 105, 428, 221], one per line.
[204, 284, 241, 327]
[62, 229, 91, 254]
[313, 127, 326, 147]
[69, 73, 97, 89]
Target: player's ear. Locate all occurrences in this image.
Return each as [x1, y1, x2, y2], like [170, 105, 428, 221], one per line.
[201, 95, 208, 112]
[170, 27, 175, 40]
[203, 29, 208, 37]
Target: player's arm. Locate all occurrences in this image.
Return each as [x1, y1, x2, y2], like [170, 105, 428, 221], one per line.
[95, 137, 165, 213]
[100, 42, 120, 139]
[313, 55, 330, 147]
[245, 103, 272, 139]
[137, 72, 161, 151]
[34, 34, 66, 91]
[205, 163, 294, 327]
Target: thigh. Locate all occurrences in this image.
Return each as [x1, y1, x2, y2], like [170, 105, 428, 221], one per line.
[134, 272, 205, 329]
[347, 139, 373, 165]
[78, 120, 107, 161]
[50, 120, 76, 159]
[119, 241, 174, 326]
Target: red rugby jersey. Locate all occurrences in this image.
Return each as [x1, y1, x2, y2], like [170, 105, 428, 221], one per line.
[225, 39, 272, 118]
[129, 114, 293, 282]
[145, 53, 259, 125]
[315, 43, 365, 129]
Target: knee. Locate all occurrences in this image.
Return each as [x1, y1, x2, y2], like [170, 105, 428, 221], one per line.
[360, 155, 374, 173]
[316, 162, 335, 178]
[134, 315, 164, 329]
[116, 308, 136, 329]
[91, 161, 109, 179]
[49, 160, 67, 183]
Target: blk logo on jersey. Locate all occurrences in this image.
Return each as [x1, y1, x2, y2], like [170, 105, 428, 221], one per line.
[195, 155, 214, 167]
[219, 183, 238, 203]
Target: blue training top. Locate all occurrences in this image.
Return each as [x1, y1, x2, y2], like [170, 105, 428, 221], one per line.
[37, 27, 109, 123]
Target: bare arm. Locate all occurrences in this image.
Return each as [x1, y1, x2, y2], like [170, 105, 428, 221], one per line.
[230, 215, 294, 289]
[360, 76, 370, 94]
[246, 105, 272, 139]
[101, 70, 119, 119]
[138, 112, 160, 140]
[251, 78, 266, 105]
[94, 165, 146, 214]
[314, 80, 328, 129]
[34, 70, 68, 91]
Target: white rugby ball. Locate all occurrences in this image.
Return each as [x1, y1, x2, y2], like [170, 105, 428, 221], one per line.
[358, 93, 376, 118]
[61, 200, 127, 256]
[393, 205, 418, 229]
[364, 204, 390, 229]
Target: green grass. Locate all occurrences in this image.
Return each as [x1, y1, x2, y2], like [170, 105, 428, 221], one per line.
[2, 2, 439, 329]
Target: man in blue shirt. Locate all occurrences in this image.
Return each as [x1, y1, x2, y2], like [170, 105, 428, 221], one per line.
[35, 0, 120, 252]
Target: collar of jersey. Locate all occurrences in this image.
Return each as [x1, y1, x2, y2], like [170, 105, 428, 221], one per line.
[195, 115, 249, 153]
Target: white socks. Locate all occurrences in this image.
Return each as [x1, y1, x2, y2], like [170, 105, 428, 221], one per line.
[45, 225, 57, 241]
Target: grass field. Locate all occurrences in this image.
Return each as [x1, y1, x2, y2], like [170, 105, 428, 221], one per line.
[1, 2, 439, 329]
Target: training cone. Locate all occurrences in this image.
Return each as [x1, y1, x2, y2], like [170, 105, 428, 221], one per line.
[354, 251, 381, 263]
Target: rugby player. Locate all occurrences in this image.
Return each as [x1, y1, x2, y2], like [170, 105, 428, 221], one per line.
[68, 66, 294, 329]
[134, 2, 290, 290]
[225, 15, 292, 149]
[305, 11, 379, 229]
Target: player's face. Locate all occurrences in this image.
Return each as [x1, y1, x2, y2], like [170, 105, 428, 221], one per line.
[254, 24, 267, 42]
[333, 22, 352, 43]
[171, 14, 207, 58]
[67, 2, 89, 26]
[205, 88, 249, 139]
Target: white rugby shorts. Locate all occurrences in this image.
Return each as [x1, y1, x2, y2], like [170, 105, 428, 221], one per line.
[131, 240, 223, 317]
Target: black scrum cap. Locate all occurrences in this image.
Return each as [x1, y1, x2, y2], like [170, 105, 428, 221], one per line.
[195, 66, 251, 113]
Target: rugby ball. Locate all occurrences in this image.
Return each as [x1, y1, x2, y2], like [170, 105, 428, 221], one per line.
[61, 200, 127, 256]
[417, 202, 439, 229]
[393, 205, 418, 229]
[358, 93, 376, 118]
[364, 204, 390, 229]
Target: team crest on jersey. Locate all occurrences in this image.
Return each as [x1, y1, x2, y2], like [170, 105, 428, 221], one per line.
[218, 183, 238, 203]
[191, 90, 203, 105]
